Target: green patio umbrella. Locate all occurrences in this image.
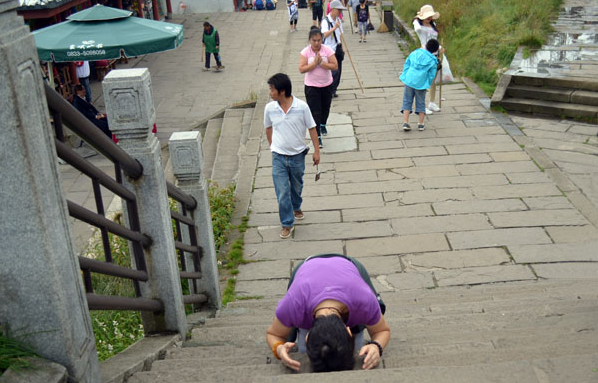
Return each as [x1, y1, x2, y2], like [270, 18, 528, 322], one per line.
[33, 4, 184, 62]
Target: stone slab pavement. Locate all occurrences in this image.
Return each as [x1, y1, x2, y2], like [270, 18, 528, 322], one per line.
[55, 7, 598, 293]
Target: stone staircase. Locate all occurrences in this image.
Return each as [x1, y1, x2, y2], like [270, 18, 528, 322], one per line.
[495, 75, 598, 122]
[128, 279, 598, 382]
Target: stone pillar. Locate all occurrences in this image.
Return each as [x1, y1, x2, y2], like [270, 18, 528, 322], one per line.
[169, 132, 222, 309]
[102, 68, 187, 335]
[0, 1, 101, 382]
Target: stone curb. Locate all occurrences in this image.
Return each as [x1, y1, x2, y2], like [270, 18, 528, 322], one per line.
[462, 77, 598, 230]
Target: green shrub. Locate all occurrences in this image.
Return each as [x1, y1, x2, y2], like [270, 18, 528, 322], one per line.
[394, 0, 563, 94]
[208, 183, 236, 252]
[0, 331, 37, 373]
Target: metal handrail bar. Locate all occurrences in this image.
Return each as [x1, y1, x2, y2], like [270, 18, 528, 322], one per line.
[174, 241, 199, 254]
[86, 294, 163, 312]
[55, 139, 137, 202]
[182, 294, 208, 305]
[180, 271, 202, 279]
[44, 82, 143, 180]
[166, 181, 197, 210]
[67, 201, 152, 247]
[78, 257, 149, 282]
[170, 210, 195, 226]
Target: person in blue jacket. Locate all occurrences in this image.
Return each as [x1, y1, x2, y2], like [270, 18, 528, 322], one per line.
[399, 39, 439, 132]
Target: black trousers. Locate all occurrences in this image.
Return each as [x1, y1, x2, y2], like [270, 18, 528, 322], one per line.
[331, 55, 343, 94]
[93, 118, 112, 138]
[205, 52, 222, 68]
[305, 84, 333, 137]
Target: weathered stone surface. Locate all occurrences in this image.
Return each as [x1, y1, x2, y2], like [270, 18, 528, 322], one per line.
[335, 158, 413, 172]
[531, 263, 598, 280]
[386, 271, 435, 290]
[433, 199, 527, 215]
[293, 221, 393, 241]
[422, 174, 509, 189]
[378, 165, 459, 179]
[509, 241, 598, 263]
[523, 196, 574, 210]
[235, 279, 288, 298]
[403, 248, 511, 270]
[237, 260, 292, 280]
[391, 214, 492, 235]
[403, 136, 477, 148]
[490, 151, 531, 162]
[473, 183, 562, 199]
[447, 228, 552, 250]
[346, 234, 450, 257]
[334, 170, 378, 183]
[446, 142, 522, 154]
[354, 255, 403, 276]
[457, 161, 540, 176]
[435, 265, 536, 287]
[0, 357, 67, 383]
[338, 179, 422, 194]
[342, 204, 433, 221]
[488, 209, 588, 228]
[545, 225, 598, 243]
[371, 146, 447, 160]
[244, 240, 344, 260]
[248, 210, 341, 227]
[413, 153, 492, 166]
[506, 172, 552, 184]
[392, 188, 474, 204]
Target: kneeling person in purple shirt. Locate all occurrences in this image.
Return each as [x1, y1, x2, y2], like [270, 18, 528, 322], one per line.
[266, 254, 390, 372]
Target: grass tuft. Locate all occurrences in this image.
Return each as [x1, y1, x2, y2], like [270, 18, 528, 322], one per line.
[0, 331, 37, 373]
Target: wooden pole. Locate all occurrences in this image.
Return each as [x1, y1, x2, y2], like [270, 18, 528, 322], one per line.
[340, 33, 364, 94]
[438, 51, 443, 108]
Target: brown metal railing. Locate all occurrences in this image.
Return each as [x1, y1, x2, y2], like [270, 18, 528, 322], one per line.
[46, 82, 160, 312]
[167, 183, 207, 306]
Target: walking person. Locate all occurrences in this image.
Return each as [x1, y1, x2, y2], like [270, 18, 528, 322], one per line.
[356, 0, 370, 43]
[266, 253, 390, 372]
[399, 39, 440, 132]
[321, 0, 345, 98]
[299, 26, 338, 148]
[264, 73, 320, 239]
[75, 61, 92, 103]
[413, 4, 444, 114]
[309, 0, 324, 27]
[288, 0, 299, 32]
[202, 22, 225, 71]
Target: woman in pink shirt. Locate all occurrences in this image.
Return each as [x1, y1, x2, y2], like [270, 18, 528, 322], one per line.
[299, 26, 338, 149]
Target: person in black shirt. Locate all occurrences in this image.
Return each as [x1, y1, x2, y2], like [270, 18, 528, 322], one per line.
[72, 84, 111, 138]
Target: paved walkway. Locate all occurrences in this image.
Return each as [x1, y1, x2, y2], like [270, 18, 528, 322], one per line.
[59, 7, 598, 291]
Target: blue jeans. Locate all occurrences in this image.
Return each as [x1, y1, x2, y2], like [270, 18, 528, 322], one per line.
[272, 151, 306, 227]
[401, 85, 426, 115]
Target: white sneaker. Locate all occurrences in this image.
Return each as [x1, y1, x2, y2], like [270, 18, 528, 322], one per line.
[425, 108, 434, 115]
[428, 102, 441, 112]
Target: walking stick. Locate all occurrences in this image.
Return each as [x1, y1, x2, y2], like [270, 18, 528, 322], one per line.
[438, 51, 443, 108]
[340, 33, 364, 94]
[201, 45, 205, 62]
[347, 6, 355, 34]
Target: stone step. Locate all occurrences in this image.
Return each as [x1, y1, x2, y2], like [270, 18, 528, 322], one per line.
[506, 85, 598, 106]
[201, 117, 223, 181]
[511, 75, 598, 92]
[210, 109, 244, 187]
[500, 97, 598, 120]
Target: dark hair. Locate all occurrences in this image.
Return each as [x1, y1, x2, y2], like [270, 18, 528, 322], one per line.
[75, 84, 85, 92]
[306, 315, 355, 372]
[203, 22, 211, 28]
[413, 17, 438, 32]
[425, 38, 439, 54]
[308, 25, 322, 40]
[267, 73, 292, 97]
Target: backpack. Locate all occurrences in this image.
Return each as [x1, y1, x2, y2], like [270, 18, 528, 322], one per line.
[254, 0, 264, 10]
[265, 0, 275, 10]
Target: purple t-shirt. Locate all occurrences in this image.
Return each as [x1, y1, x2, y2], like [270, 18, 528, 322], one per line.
[275, 257, 381, 329]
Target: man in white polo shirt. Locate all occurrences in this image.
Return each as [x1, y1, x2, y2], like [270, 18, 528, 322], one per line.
[321, 0, 346, 98]
[264, 73, 320, 239]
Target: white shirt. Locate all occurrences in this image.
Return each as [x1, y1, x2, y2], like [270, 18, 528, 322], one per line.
[321, 14, 343, 51]
[264, 96, 316, 156]
[76, 61, 90, 79]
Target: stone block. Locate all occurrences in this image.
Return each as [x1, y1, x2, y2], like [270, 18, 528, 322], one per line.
[394, 188, 474, 204]
[237, 260, 292, 280]
[334, 170, 378, 183]
[335, 158, 413, 172]
[435, 265, 536, 287]
[391, 214, 492, 235]
[506, 172, 551, 184]
[487, 209, 588, 228]
[301, 193, 385, 210]
[457, 161, 539, 175]
[248, 210, 340, 227]
[235, 279, 288, 298]
[346, 233, 450, 257]
[509, 241, 598, 263]
[413, 154, 492, 166]
[531, 263, 598, 280]
[371, 146, 447, 160]
[354, 255, 403, 276]
[293, 221, 392, 241]
[338, 179, 422, 194]
[447, 228, 552, 250]
[523, 196, 574, 210]
[422, 174, 509, 189]
[545, 226, 598, 243]
[244, 240, 344, 260]
[490, 151, 531, 162]
[403, 248, 511, 270]
[473, 183, 561, 199]
[386, 272, 435, 290]
[403, 136, 477, 148]
[0, 357, 67, 383]
[378, 165, 459, 180]
[433, 199, 527, 215]
[342, 204, 433, 222]
[446, 142, 522, 155]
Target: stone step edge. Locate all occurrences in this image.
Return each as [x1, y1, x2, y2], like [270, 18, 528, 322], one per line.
[210, 111, 244, 187]
[506, 85, 598, 106]
[202, 117, 223, 181]
[499, 97, 598, 120]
